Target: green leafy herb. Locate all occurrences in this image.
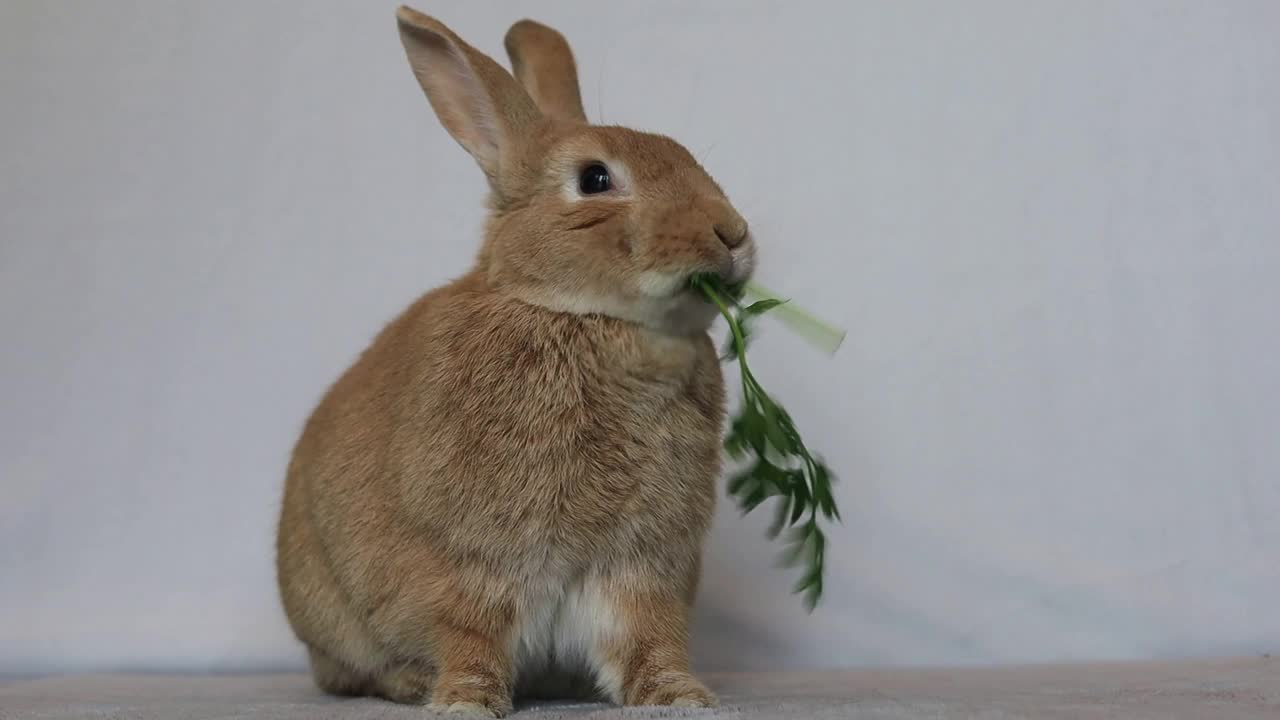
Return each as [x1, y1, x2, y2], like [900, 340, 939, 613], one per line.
[737, 281, 846, 356]
[691, 273, 842, 610]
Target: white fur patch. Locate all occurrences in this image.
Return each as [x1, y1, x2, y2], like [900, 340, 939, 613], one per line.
[728, 239, 757, 283]
[512, 575, 624, 703]
[636, 271, 688, 298]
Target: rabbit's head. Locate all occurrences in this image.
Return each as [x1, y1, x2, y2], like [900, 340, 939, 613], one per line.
[397, 6, 755, 334]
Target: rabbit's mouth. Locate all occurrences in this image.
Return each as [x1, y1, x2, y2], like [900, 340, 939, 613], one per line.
[726, 239, 757, 284]
[678, 254, 755, 295]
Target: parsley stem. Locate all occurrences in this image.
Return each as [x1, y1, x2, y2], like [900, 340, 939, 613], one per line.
[742, 281, 846, 356]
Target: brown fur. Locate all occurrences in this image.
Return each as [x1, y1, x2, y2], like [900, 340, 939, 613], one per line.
[505, 20, 587, 123]
[276, 6, 755, 716]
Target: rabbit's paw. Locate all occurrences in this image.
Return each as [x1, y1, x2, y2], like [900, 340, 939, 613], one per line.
[427, 700, 501, 717]
[631, 673, 718, 708]
[428, 682, 511, 718]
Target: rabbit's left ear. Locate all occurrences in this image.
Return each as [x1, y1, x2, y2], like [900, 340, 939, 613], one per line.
[504, 20, 588, 123]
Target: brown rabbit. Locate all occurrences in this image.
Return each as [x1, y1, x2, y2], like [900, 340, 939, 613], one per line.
[276, 5, 755, 716]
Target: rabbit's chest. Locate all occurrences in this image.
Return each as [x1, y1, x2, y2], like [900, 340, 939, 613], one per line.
[532, 368, 717, 519]
[421, 314, 723, 555]
[508, 337, 720, 537]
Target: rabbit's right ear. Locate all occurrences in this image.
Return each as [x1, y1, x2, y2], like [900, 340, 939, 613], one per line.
[504, 20, 588, 123]
[396, 6, 542, 180]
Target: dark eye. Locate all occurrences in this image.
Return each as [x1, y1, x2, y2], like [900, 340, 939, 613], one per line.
[578, 163, 612, 195]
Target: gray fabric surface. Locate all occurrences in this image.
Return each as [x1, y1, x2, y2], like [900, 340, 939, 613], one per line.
[1, 658, 1275, 719]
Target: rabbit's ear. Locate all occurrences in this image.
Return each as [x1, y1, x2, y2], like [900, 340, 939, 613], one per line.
[396, 6, 542, 179]
[503, 20, 587, 123]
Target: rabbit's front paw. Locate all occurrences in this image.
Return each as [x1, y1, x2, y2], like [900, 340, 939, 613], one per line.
[427, 700, 502, 717]
[428, 680, 511, 718]
[630, 672, 718, 708]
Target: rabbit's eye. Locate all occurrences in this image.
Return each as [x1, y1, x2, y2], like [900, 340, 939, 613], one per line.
[578, 163, 612, 195]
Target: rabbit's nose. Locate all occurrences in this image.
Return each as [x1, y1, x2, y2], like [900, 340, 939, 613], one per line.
[714, 221, 749, 249]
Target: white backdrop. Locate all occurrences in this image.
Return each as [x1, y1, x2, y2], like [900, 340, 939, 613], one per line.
[3, 0, 1279, 675]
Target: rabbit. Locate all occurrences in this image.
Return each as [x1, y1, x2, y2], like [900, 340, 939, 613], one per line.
[275, 5, 756, 716]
